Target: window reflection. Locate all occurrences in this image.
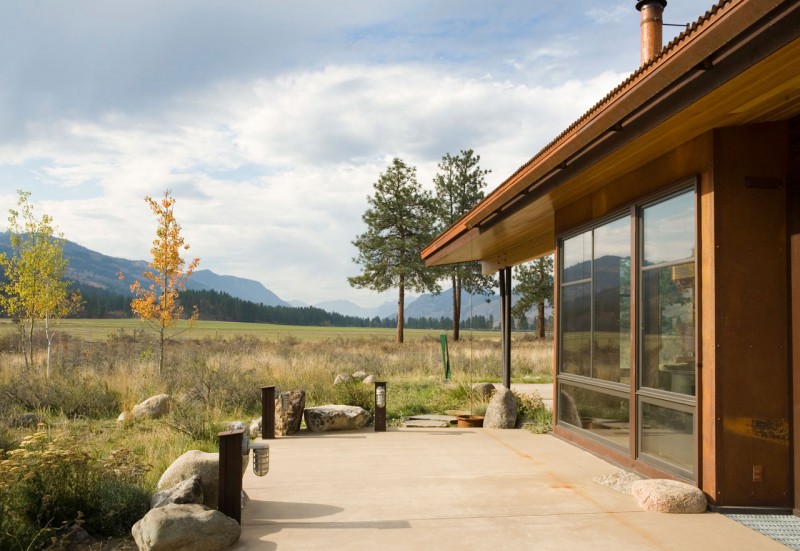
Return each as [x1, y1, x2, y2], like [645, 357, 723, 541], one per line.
[640, 191, 696, 396]
[641, 264, 695, 394]
[559, 383, 630, 451]
[641, 402, 694, 472]
[593, 217, 631, 383]
[643, 192, 695, 265]
[562, 231, 591, 283]
[561, 283, 591, 377]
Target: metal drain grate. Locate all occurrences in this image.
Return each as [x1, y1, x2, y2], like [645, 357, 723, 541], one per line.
[725, 514, 800, 550]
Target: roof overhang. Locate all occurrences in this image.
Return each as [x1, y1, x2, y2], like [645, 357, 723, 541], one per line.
[422, 0, 800, 274]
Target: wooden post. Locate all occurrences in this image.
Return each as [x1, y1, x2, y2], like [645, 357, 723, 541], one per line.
[261, 386, 275, 439]
[218, 429, 244, 524]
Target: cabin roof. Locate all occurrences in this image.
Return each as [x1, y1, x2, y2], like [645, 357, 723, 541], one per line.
[422, 0, 800, 272]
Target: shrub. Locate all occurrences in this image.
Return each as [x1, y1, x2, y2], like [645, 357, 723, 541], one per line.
[0, 429, 150, 550]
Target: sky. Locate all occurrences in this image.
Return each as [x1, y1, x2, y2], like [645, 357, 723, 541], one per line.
[0, 1, 705, 307]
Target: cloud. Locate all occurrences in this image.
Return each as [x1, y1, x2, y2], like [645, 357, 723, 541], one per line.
[0, 1, 709, 306]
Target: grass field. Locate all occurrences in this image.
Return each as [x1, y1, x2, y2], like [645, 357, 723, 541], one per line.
[0, 318, 505, 342]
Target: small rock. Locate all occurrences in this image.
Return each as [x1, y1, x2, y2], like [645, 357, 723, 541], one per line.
[472, 382, 496, 400]
[150, 475, 204, 509]
[333, 373, 352, 385]
[362, 374, 375, 385]
[13, 413, 40, 427]
[249, 417, 262, 438]
[351, 370, 368, 380]
[131, 503, 240, 551]
[132, 394, 171, 420]
[117, 411, 134, 424]
[157, 451, 220, 509]
[303, 405, 369, 432]
[484, 387, 518, 429]
[631, 479, 707, 513]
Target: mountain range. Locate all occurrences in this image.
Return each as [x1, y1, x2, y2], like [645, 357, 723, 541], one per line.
[0, 233, 547, 323]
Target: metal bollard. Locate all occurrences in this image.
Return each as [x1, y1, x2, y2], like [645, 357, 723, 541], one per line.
[218, 429, 244, 523]
[374, 381, 387, 432]
[261, 385, 275, 439]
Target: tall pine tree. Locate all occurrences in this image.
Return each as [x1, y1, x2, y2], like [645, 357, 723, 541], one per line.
[512, 256, 554, 338]
[433, 149, 495, 341]
[349, 158, 440, 343]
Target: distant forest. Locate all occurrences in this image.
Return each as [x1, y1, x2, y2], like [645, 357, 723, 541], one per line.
[73, 286, 500, 330]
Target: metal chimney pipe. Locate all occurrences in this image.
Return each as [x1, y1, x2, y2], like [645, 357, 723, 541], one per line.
[636, 0, 667, 65]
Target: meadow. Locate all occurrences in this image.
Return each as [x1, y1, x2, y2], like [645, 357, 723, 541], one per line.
[0, 319, 553, 549]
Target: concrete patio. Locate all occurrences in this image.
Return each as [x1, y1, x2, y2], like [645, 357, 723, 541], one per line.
[235, 428, 787, 550]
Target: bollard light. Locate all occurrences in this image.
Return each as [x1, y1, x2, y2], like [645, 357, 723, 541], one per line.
[374, 381, 387, 432]
[251, 441, 270, 477]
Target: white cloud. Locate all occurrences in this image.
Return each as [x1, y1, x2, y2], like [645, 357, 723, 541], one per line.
[0, 1, 708, 306]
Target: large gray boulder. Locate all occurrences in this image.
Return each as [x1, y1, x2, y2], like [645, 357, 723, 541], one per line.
[131, 503, 240, 551]
[276, 390, 306, 436]
[133, 394, 171, 420]
[483, 387, 518, 429]
[304, 405, 369, 432]
[631, 479, 707, 513]
[157, 451, 219, 509]
[150, 475, 204, 509]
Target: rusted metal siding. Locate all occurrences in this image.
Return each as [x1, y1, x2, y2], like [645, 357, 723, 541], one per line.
[711, 122, 791, 507]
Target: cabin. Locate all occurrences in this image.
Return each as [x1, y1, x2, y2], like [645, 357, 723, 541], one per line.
[422, 0, 800, 511]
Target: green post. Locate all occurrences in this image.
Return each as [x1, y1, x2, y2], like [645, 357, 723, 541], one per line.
[440, 334, 451, 380]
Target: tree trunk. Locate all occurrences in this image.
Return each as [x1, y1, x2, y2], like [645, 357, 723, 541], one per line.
[26, 319, 34, 369]
[397, 276, 405, 344]
[159, 325, 165, 376]
[452, 274, 461, 341]
[537, 301, 546, 338]
[45, 314, 52, 380]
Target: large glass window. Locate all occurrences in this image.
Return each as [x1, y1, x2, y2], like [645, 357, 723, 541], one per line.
[557, 185, 697, 478]
[560, 383, 630, 452]
[558, 216, 631, 384]
[640, 402, 695, 471]
[640, 192, 696, 396]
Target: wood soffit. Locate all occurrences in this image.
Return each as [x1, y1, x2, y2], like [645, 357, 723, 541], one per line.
[422, 0, 800, 270]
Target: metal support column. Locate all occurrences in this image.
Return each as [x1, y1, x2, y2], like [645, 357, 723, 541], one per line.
[500, 267, 512, 389]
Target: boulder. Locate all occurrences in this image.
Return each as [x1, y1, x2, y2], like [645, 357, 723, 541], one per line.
[249, 417, 262, 438]
[333, 373, 351, 385]
[483, 387, 518, 429]
[13, 412, 40, 427]
[132, 394, 171, 420]
[351, 370, 368, 380]
[157, 451, 219, 509]
[276, 390, 306, 436]
[631, 479, 707, 513]
[150, 475, 204, 509]
[472, 382, 496, 400]
[131, 503, 240, 551]
[304, 405, 369, 432]
[117, 411, 134, 424]
[362, 374, 375, 385]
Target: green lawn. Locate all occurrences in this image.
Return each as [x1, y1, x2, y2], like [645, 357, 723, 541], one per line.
[0, 318, 502, 343]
